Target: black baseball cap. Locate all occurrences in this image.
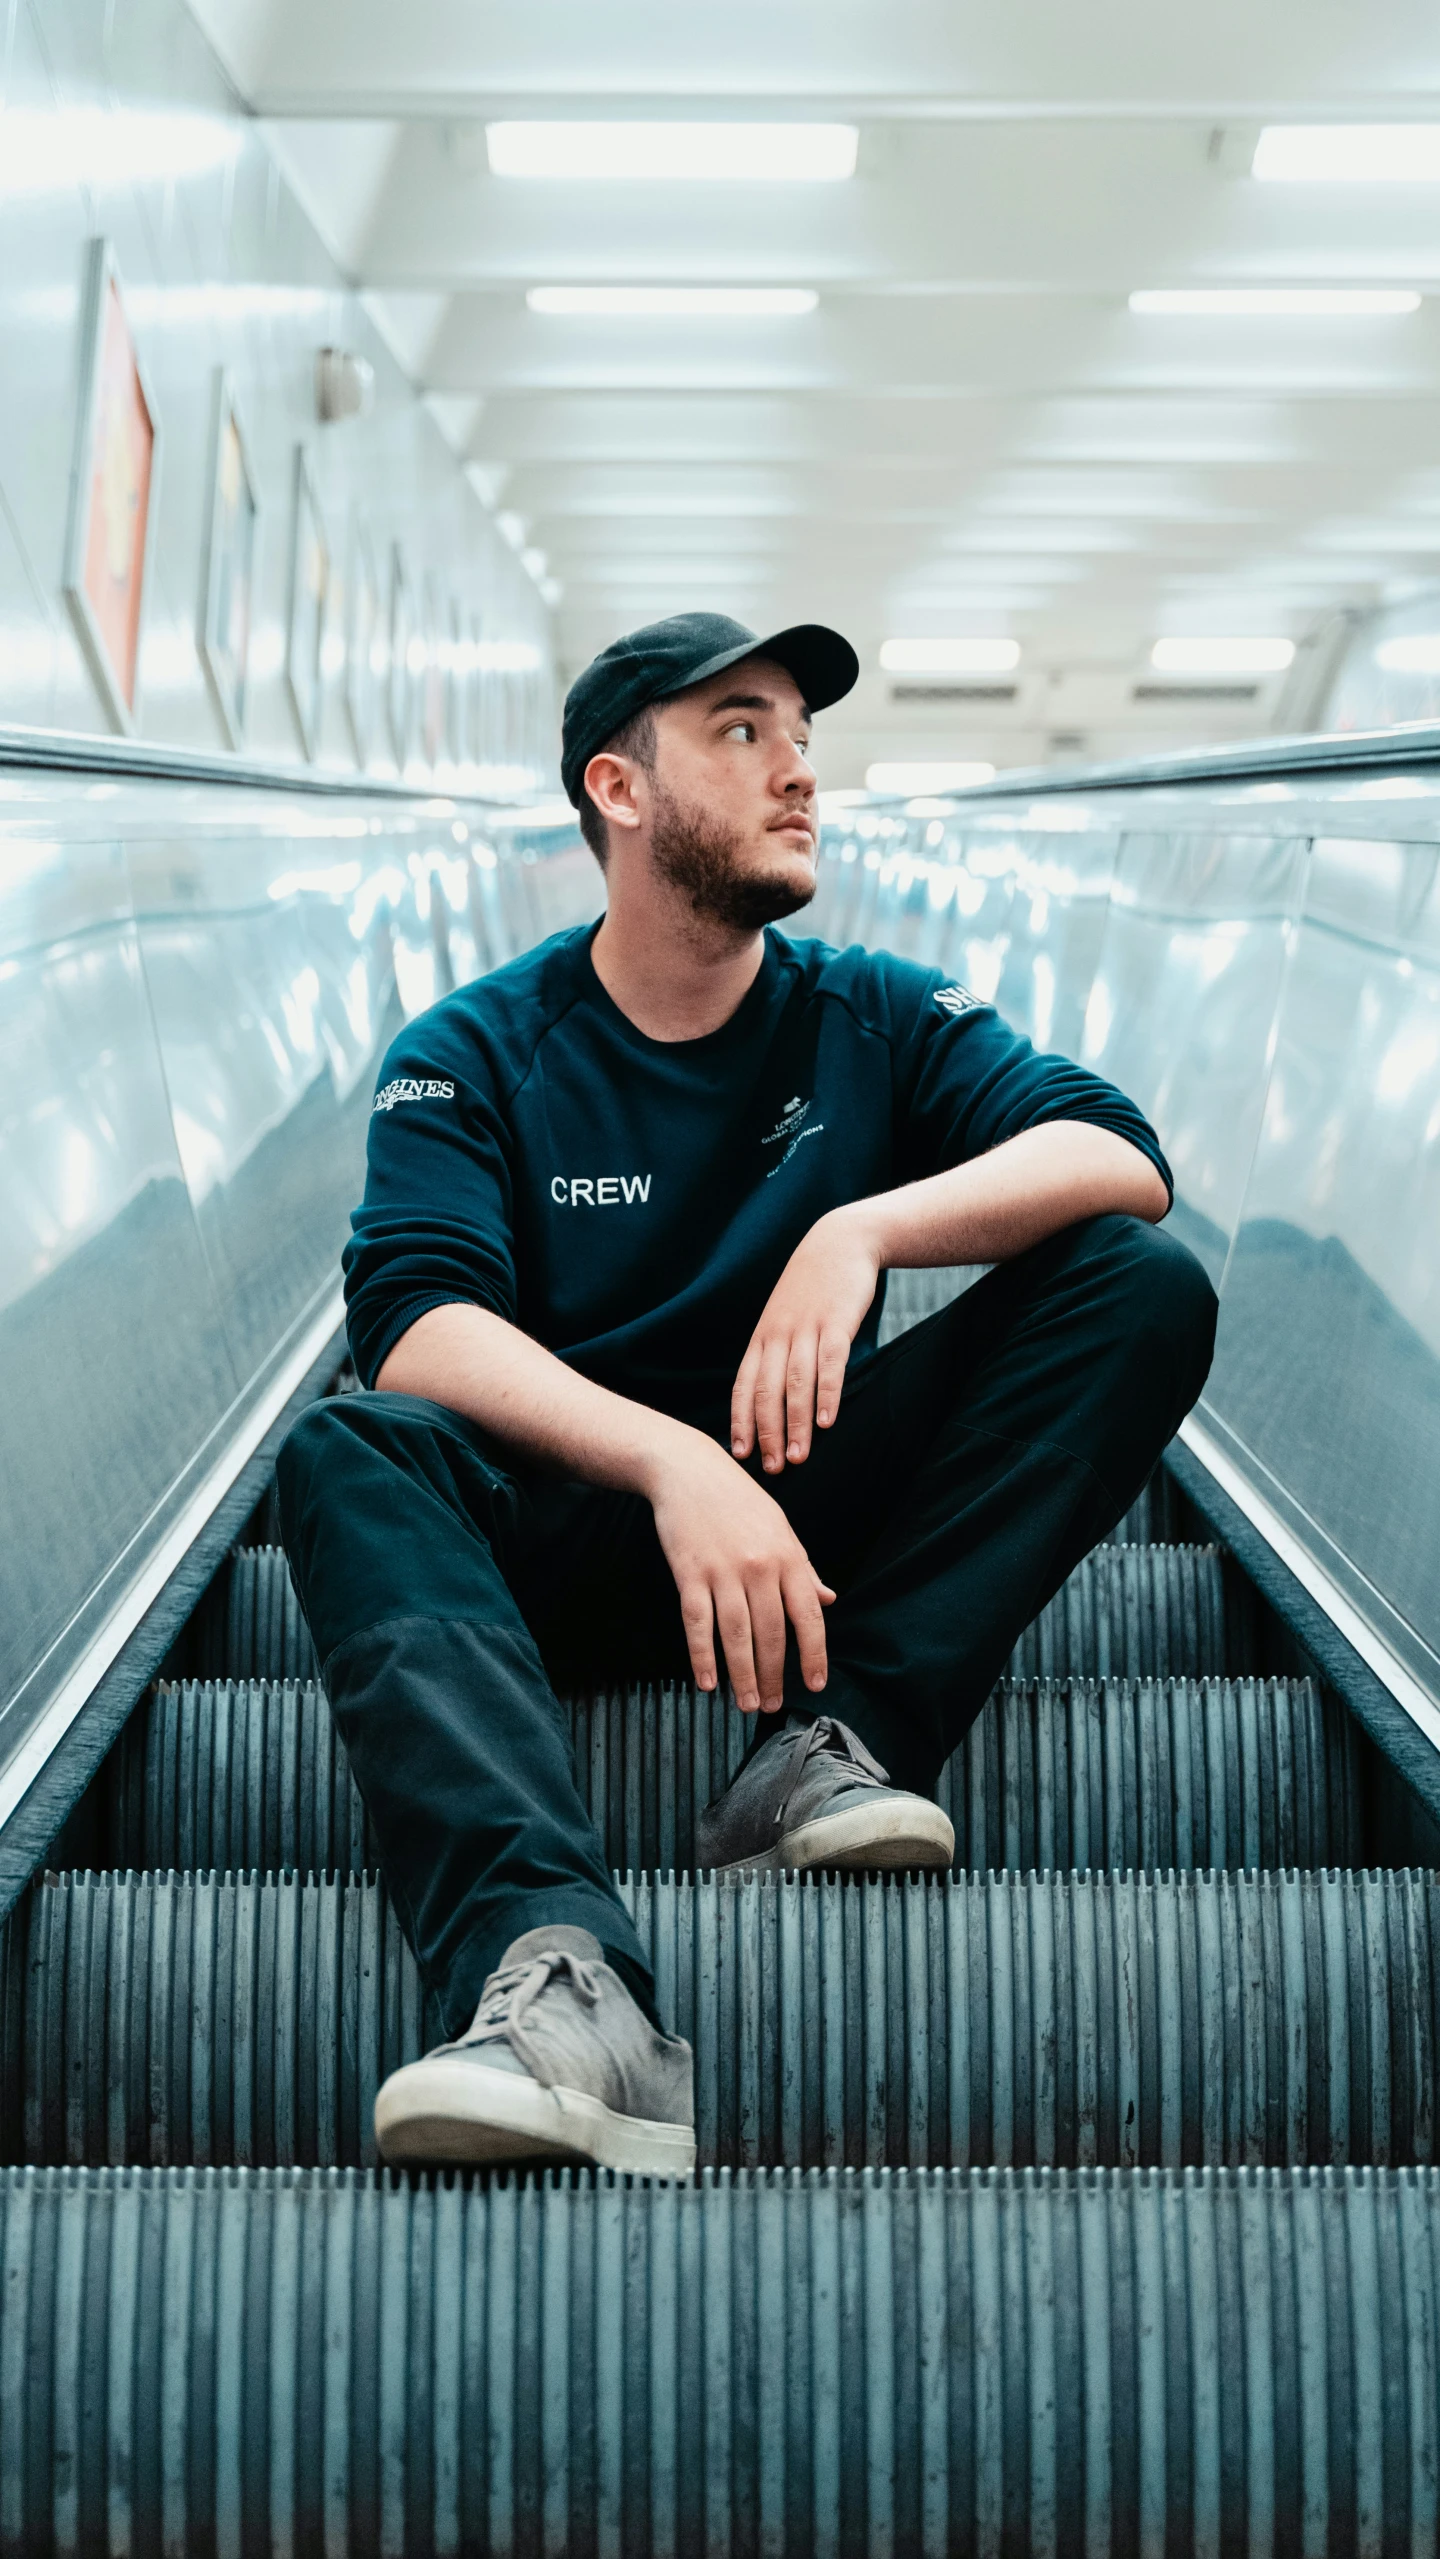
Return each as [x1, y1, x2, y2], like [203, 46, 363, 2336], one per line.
[560, 611, 859, 808]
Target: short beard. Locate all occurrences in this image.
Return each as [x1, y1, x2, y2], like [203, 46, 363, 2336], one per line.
[648, 786, 816, 931]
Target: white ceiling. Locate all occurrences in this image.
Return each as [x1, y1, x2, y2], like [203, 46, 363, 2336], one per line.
[192, 0, 1440, 784]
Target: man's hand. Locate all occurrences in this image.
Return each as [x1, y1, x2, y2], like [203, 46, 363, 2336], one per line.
[646, 1431, 835, 1713]
[379, 1300, 834, 1715]
[730, 1204, 883, 1474]
[728, 1124, 1169, 1474]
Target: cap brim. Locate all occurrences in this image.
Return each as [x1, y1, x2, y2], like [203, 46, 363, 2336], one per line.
[655, 621, 859, 717]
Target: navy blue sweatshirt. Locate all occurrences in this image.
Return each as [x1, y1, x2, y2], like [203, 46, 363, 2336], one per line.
[344, 923, 1171, 1435]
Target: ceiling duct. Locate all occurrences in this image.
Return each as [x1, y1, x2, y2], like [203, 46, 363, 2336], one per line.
[1133, 683, 1260, 704]
[889, 683, 1019, 705]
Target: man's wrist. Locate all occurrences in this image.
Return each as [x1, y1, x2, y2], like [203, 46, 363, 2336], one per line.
[627, 1410, 715, 1504]
[837, 1191, 906, 1273]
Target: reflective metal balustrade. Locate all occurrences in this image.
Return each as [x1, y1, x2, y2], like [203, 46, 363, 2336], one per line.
[809, 735, 1440, 1750]
[0, 747, 599, 1833]
[3, 724, 1440, 1862]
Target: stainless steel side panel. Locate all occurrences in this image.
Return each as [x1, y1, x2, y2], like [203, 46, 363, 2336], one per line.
[0, 820, 236, 1726]
[0, 768, 599, 1810]
[815, 771, 1440, 1715]
[1207, 829, 1440, 1693]
[1078, 828, 1308, 1287]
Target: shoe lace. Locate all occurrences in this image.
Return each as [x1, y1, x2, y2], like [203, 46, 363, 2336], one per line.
[773, 1715, 889, 1834]
[459, 1947, 603, 2085]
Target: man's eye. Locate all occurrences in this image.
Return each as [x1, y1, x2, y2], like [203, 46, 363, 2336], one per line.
[722, 720, 756, 742]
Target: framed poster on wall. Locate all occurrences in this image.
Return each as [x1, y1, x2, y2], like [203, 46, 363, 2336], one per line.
[285, 445, 330, 761]
[62, 237, 162, 736]
[345, 515, 383, 768]
[387, 542, 414, 768]
[197, 367, 259, 750]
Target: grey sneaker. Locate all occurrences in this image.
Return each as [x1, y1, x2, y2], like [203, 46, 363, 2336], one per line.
[695, 1713, 955, 1875]
[374, 1925, 696, 2175]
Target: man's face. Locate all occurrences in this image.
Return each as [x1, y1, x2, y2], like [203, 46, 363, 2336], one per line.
[643, 656, 819, 930]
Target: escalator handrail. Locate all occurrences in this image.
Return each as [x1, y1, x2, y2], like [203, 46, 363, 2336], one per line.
[0, 720, 567, 811]
[851, 718, 1440, 805]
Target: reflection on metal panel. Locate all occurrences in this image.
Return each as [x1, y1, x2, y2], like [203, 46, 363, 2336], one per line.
[0, 767, 599, 1812]
[985, 821, 1120, 1061]
[1207, 833, 1440, 1691]
[1079, 831, 1307, 1285]
[0, 835, 236, 1718]
[810, 806, 1120, 1063]
[816, 770, 1440, 1716]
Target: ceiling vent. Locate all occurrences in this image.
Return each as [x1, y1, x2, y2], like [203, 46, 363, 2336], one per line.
[1132, 682, 1260, 704]
[889, 682, 1019, 704]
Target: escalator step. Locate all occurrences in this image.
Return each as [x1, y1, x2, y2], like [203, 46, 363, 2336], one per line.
[7, 1867, 1437, 2173]
[183, 1537, 1242, 1685]
[945, 1672, 1363, 1876]
[3, 2162, 1437, 2555]
[99, 1671, 1364, 1880]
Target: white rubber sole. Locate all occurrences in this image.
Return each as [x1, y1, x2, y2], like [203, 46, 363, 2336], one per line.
[374, 2057, 697, 2176]
[714, 1793, 956, 1877]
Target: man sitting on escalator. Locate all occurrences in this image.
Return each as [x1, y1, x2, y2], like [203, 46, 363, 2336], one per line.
[277, 611, 1217, 2175]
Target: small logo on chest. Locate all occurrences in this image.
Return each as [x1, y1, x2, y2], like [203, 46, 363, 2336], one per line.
[761, 1093, 824, 1178]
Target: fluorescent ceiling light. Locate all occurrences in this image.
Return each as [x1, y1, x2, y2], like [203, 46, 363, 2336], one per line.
[879, 637, 1020, 675]
[1375, 634, 1440, 673]
[1129, 288, 1420, 317]
[527, 286, 818, 318]
[1254, 126, 1440, 183]
[487, 123, 858, 183]
[865, 761, 996, 795]
[1151, 637, 1295, 675]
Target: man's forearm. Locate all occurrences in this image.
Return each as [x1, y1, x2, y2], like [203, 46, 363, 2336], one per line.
[375, 1299, 836, 1713]
[853, 1120, 1169, 1271]
[375, 1300, 692, 1497]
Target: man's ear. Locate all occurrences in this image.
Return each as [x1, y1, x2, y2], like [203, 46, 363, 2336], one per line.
[584, 751, 645, 833]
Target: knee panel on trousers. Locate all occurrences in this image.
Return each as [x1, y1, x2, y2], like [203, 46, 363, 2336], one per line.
[1082, 1218, 1219, 1433]
[276, 1391, 523, 1662]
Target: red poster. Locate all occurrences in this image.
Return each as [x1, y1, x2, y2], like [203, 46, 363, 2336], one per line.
[81, 280, 155, 716]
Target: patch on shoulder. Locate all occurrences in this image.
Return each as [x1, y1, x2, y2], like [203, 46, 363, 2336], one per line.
[933, 983, 982, 1018]
[372, 1076, 456, 1113]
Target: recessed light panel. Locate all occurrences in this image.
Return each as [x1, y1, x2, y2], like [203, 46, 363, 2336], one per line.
[1151, 637, 1295, 674]
[487, 123, 858, 182]
[1253, 126, 1440, 183]
[526, 287, 818, 317]
[865, 761, 997, 794]
[1129, 288, 1421, 316]
[879, 638, 1021, 675]
[1375, 635, 1440, 673]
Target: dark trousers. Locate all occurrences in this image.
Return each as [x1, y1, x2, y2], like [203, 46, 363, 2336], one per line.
[277, 1214, 1217, 2038]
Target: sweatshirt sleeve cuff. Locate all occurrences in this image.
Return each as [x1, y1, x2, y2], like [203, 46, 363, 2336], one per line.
[352, 1292, 486, 1390]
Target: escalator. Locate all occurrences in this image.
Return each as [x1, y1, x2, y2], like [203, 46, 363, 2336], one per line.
[2, 729, 1440, 2549]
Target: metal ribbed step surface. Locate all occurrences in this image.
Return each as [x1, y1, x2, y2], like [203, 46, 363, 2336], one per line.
[12, 1373, 1432, 2555]
[100, 1669, 1365, 1880]
[3, 2162, 1438, 2557]
[183, 1537, 1245, 1684]
[8, 1867, 1437, 2173]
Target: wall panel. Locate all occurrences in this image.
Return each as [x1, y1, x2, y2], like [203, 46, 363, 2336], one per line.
[0, 0, 555, 783]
